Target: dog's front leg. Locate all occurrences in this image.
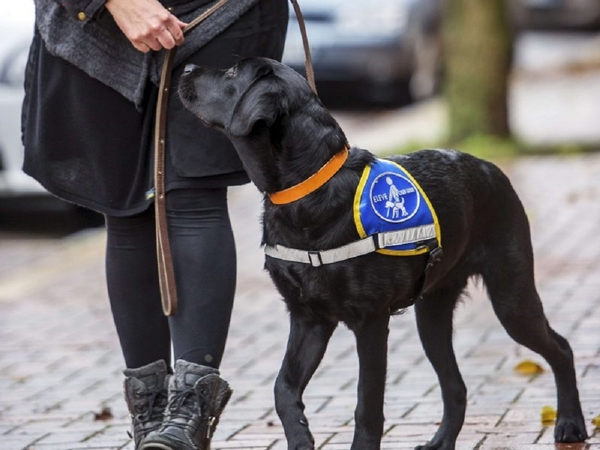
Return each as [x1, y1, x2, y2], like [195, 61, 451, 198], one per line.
[275, 311, 337, 450]
[351, 313, 391, 450]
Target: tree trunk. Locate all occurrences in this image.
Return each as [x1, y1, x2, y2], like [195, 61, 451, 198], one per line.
[443, 0, 513, 143]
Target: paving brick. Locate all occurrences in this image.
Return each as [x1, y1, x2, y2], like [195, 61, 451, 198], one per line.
[2, 153, 600, 449]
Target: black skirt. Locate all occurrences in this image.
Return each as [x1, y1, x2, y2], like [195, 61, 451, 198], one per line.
[22, 0, 288, 216]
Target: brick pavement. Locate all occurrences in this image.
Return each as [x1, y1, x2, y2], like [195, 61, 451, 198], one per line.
[1, 152, 599, 450]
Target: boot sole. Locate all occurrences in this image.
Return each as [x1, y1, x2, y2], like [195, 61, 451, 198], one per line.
[139, 444, 178, 450]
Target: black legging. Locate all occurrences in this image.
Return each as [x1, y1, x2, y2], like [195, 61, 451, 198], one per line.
[105, 188, 236, 370]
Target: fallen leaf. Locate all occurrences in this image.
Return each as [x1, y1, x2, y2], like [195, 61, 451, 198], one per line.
[514, 359, 545, 375]
[541, 405, 557, 425]
[93, 406, 113, 421]
[592, 414, 600, 428]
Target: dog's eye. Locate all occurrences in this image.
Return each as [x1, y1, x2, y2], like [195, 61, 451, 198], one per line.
[225, 66, 237, 78]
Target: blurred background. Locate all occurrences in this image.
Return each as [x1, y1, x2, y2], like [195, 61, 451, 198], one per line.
[1, 4, 599, 449]
[0, 0, 104, 235]
[0, 0, 599, 238]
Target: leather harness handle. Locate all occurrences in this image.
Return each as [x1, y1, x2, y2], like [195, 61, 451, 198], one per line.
[290, 0, 317, 94]
[155, 0, 315, 315]
[154, 0, 231, 316]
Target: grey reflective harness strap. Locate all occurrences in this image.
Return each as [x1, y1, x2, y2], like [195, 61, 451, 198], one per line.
[264, 224, 438, 267]
[266, 234, 443, 305]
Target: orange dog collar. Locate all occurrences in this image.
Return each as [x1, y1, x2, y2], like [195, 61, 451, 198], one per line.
[269, 146, 350, 205]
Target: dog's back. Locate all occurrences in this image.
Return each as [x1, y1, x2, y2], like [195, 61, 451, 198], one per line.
[390, 150, 533, 298]
[389, 149, 531, 286]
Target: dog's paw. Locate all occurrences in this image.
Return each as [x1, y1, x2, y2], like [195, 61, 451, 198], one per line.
[288, 436, 315, 450]
[414, 440, 454, 450]
[554, 416, 588, 443]
[286, 441, 314, 450]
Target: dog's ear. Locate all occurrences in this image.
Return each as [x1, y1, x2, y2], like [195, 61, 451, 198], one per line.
[228, 66, 280, 137]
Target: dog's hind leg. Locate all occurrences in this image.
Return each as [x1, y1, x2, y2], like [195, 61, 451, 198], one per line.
[481, 243, 588, 443]
[414, 283, 468, 450]
[350, 313, 391, 450]
[274, 312, 337, 450]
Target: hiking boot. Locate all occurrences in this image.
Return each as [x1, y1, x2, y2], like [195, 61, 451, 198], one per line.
[123, 360, 170, 449]
[140, 359, 233, 450]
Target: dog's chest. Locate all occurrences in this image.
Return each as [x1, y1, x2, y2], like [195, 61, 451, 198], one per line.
[268, 258, 420, 323]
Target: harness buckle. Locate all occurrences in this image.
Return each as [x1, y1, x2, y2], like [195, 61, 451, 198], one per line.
[430, 246, 443, 263]
[308, 252, 323, 267]
[373, 233, 383, 250]
[424, 239, 443, 271]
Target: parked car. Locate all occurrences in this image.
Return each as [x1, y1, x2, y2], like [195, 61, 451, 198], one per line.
[282, 0, 442, 104]
[509, 0, 600, 31]
[0, 3, 103, 228]
[0, 1, 40, 197]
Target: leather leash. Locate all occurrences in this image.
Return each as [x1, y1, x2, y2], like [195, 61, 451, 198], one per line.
[154, 0, 316, 315]
[290, 0, 317, 94]
[154, 0, 230, 316]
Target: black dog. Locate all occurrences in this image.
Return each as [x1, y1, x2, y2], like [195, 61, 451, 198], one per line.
[178, 58, 588, 450]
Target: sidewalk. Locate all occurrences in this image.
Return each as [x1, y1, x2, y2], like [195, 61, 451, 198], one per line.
[1, 150, 599, 450]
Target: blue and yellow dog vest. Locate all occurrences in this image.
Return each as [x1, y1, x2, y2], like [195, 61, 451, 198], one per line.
[353, 158, 441, 256]
[264, 157, 442, 267]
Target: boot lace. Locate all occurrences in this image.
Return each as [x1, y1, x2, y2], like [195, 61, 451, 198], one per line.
[128, 388, 168, 441]
[161, 375, 230, 440]
[138, 389, 169, 422]
[165, 385, 204, 422]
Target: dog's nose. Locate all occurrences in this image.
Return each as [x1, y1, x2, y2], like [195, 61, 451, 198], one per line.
[183, 64, 197, 75]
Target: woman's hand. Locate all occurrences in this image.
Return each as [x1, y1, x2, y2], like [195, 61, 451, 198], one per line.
[105, 0, 188, 53]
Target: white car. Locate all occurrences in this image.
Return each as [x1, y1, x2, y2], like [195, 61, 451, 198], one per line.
[0, 1, 43, 197]
[0, 2, 104, 227]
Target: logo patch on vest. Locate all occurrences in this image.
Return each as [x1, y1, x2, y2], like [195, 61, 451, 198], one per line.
[353, 158, 441, 255]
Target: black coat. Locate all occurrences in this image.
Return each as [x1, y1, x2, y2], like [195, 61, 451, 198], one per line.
[22, 0, 288, 216]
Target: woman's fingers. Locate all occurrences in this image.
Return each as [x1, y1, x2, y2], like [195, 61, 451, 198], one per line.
[150, 14, 185, 50]
[168, 20, 187, 45]
[155, 29, 176, 50]
[134, 42, 151, 53]
[105, 0, 189, 53]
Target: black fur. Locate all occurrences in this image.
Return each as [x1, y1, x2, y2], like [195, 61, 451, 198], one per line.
[179, 58, 588, 450]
